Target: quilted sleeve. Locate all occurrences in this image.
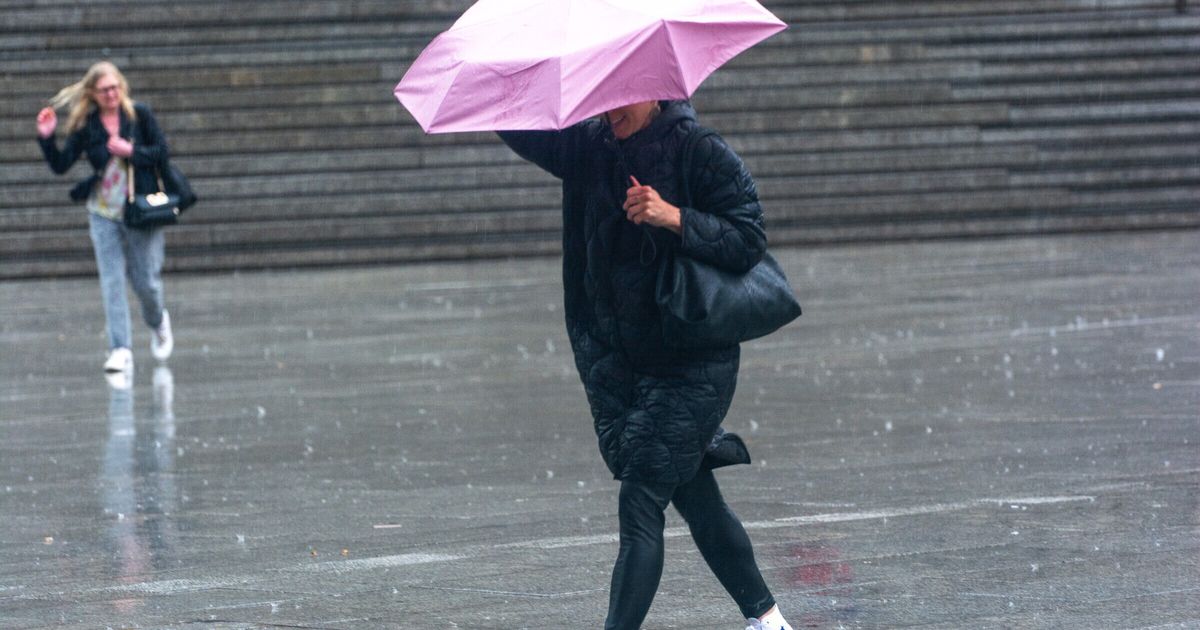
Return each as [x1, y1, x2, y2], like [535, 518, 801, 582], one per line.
[677, 133, 766, 273]
[498, 123, 593, 181]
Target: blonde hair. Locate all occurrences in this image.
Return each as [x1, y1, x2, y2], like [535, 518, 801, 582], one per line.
[48, 61, 136, 134]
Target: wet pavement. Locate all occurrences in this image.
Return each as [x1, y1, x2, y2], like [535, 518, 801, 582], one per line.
[1, 230, 1198, 629]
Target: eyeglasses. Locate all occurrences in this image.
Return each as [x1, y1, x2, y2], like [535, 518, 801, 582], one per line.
[94, 85, 120, 94]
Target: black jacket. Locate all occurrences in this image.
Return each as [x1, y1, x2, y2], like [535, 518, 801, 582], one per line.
[38, 102, 168, 204]
[500, 101, 763, 483]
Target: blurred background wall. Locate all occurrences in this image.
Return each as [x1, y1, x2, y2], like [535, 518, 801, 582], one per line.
[2, 0, 1197, 279]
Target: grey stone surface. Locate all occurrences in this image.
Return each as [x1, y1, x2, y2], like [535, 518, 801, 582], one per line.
[2, 231, 1198, 629]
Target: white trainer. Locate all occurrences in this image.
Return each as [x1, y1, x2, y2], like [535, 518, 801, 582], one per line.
[746, 606, 793, 630]
[151, 309, 174, 361]
[103, 347, 133, 373]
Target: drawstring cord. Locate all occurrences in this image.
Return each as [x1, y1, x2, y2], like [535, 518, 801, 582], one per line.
[639, 229, 657, 266]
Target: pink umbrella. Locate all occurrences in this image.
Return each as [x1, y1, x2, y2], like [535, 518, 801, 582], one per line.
[395, 0, 786, 133]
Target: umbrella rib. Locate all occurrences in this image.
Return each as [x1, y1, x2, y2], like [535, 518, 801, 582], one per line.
[661, 19, 693, 95]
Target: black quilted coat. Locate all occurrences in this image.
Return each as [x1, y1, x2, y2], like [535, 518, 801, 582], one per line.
[499, 100, 765, 485]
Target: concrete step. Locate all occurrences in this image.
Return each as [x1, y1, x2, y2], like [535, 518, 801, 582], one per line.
[951, 77, 1200, 103]
[0, 42, 428, 74]
[1011, 165, 1200, 189]
[1033, 141, 1200, 167]
[770, 207, 1200, 245]
[12, 88, 1195, 146]
[1, 18, 445, 52]
[8, 163, 1041, 210]
[769, 186, 1200, 222]
[13, 139, 1195, 192]
[2, 143, 1042, 186]
[8, 59, 1198, 130]
[6, 199, 1196, 280]
[0, 236, 562, 280]
[980, 119, 1200, 144]
[7, 84, 398, 119]
[0, 209, 561, 256]
[2, 62, 386, 98]
[6, 82, 975, 139]
[9, 183, 1194, 260]
[2, 146, 515, 184]
[705, 55, 1199, 91]
[710, 55, 1200, 94]
[782, 12, 1200, 45]
[925, 34, 1200, 62]
[0, 124, 1002, 179]
[0, 1, 465, 31]
[705, 103, 1011, 132]
[0, 125, 498, 163]
[0, 100, 1015, 145]
[772, 0, 1175, 23]
[1008, 98, 1200, 124]
[1, 177, 561, 213]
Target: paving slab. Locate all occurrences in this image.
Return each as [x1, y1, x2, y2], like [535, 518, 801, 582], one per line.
[1, 230, 1198, 629]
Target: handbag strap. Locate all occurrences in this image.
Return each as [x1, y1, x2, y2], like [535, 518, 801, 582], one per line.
[678, 127, 718, 209]
[124, 113, 167, 202]
[125, 158, 166, 203]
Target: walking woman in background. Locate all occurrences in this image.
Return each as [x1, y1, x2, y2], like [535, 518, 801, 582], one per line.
[499, 99, 793, 630]
[36, 61, 174, 373]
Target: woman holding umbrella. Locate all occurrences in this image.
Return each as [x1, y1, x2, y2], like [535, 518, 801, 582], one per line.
[499, 99, 793, 630]
[35, 61, 175, 373]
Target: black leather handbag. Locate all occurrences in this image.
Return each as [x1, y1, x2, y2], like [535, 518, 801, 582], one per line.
[124, 159, 196, 230]
[656, 248, 801, 348]
[655, 129, 801, 349]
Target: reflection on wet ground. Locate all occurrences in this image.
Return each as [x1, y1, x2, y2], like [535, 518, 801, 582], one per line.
[1, 231, 1198, 629]
[99, 366, 177, 617]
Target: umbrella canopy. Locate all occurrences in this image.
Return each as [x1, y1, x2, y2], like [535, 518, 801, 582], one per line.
[395, 0, 786, 133]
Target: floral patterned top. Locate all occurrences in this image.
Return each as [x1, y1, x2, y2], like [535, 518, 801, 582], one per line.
[86, 157, 127, 221]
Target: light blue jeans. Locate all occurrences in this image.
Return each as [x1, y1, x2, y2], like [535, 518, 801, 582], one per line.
[88, 213, 165, 350]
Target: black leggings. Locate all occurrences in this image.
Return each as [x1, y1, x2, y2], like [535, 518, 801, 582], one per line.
[604, 469, 775, 629]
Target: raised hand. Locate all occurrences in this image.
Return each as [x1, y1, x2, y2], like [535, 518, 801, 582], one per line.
[36, 107, 57, 139]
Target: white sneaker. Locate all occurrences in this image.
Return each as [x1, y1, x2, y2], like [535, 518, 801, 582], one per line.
[151, 309, 174, 361]
[103, 347, 133, 373]
[746, 606, 793, 630]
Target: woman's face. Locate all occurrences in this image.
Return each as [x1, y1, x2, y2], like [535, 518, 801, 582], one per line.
[92, 73, 122, 113]
[604, 101, 659, 140]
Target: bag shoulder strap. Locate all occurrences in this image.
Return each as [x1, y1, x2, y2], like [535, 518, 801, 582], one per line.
[678, 126, 719, 209]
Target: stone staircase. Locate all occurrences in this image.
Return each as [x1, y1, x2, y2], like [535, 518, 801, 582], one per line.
[2, 0, 1197, 278]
